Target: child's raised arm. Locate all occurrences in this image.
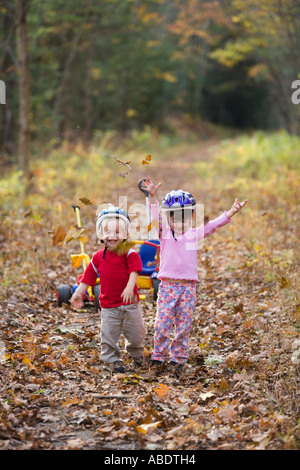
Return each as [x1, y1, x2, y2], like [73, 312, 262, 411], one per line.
[226, 198, 248, 218]
[140, 177, 161, 205]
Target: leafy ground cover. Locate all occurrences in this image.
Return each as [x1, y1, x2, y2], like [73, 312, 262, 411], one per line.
[0, 127, 300, 450]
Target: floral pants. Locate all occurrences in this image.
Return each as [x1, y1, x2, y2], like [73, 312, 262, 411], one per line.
[151, 280, 197, 364]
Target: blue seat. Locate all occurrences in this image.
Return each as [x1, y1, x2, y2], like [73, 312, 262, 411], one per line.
[139, 240, 160, 275]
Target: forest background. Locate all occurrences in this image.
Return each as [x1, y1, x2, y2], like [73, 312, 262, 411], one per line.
[0, 0, 300, 451]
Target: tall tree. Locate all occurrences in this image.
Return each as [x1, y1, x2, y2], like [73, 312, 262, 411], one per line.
[15, 0, 30, 176]
[210, 0, 300, 133]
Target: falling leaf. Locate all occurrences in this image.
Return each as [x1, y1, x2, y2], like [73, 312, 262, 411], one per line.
[115, 157, 132, 170]
[79, 197, 93, 205]
[118, 171, 128, 178]
[23, 209, 32, 217]
[52, 225, 66, 246]
[64, 225, 88, 244]
[142, 154, 151, 165]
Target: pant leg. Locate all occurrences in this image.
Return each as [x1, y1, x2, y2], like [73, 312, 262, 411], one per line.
[151, 282, 177, 362]
[122, 303, 146, 359]
[170, 283, 197, 364]
[100, 307, 123, 363]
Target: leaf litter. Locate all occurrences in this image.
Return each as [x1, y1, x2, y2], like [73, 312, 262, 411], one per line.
[0, 141, 300, 450]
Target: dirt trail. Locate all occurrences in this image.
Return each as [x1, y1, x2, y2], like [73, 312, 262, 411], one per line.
[1, 138, 299, 451]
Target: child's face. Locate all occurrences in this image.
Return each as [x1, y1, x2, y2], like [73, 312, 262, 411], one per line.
[101, 218, 128, 247]
[167, 209, 193, 234]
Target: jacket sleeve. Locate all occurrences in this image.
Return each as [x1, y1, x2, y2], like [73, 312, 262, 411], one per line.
[196, 211, 231, 242]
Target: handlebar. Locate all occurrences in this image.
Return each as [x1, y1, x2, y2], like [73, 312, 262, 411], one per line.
[138, 179, 149, 197]
[132, 240, 160, 248]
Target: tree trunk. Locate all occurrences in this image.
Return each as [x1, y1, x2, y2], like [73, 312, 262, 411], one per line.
[15, 0, 30, 177]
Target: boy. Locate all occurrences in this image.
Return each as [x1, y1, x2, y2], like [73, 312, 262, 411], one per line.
[70, 206, 145, 373]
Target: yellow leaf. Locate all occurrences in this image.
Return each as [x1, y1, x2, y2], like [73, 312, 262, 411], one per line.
[91, 68, 102, 80]
[22, 355, 31, 364]
[142, 154, 151, 165]
[278, 276, 290, 288]
[126, 109, 137, 118]
[162, 72, 177, 83]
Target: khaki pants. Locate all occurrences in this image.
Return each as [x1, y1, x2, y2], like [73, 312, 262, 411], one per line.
[100, 303, 146, 363]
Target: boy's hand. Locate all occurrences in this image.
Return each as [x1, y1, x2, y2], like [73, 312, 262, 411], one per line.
[121, 285, 136, 304]
[227, 198, 248, 218]
[70, 292, 84, 309]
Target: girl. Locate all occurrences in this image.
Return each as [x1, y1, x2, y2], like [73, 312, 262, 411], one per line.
[141, 177, 247, 373]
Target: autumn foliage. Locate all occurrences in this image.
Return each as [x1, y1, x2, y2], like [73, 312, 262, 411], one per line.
[0, 127, 300, 450]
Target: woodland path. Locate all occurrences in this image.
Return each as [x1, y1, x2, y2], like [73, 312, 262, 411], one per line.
[0, 138, 299, 451]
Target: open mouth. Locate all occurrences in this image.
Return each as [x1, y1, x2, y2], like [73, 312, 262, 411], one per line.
[106, 239, 119, 246]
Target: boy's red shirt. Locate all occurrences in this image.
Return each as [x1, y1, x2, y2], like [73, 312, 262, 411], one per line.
[81, 247, 142, 308]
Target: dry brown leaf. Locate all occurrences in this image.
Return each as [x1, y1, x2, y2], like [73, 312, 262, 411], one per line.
[79, 197, 93, 205]
[115, 157, 131, 170]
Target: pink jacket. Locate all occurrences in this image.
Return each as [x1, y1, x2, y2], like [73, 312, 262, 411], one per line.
[150, 201, 231, 281]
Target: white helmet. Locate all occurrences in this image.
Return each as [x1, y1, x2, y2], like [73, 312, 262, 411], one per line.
[96, 206, 130, 239]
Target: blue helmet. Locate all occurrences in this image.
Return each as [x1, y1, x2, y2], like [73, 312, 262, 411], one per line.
[161, 190, 196, 211]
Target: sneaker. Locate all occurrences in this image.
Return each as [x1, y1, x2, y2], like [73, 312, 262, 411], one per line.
[111, 360, 125, 373]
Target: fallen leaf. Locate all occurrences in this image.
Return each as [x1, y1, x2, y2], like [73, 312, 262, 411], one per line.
[153, 383, 170, 399]
[136, 421, 162, 434]
[199, 391, 216, 401]
[218, 404, 237, 423]
[97, 424, 116, 433]
[66, 438, 85, 449]
[61, 397, 81, 407]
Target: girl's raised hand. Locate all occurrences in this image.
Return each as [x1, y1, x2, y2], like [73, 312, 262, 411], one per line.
[227, 198, 248, 218]
[141, 177, 161, 199]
